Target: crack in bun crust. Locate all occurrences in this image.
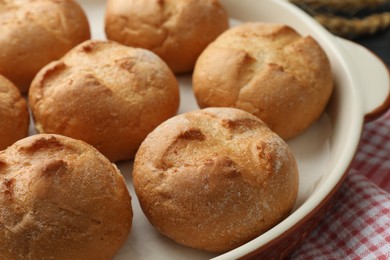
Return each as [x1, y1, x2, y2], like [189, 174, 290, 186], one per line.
[133, 107, 299, 252]
[0, 134, 132, 260]
[28, 40, 180, 162]
[105, 0, 229, 73]
[193, 22, 334, 140]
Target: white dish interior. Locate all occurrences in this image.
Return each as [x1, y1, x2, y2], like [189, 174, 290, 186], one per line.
[27, 0, 389, 259]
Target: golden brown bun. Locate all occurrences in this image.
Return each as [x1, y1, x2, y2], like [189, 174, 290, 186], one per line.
[193, 22, 334, 139]
[133, 107, 299, 252]
[0, 0, 90, 93]
[28, 40, 180, 162]
[0, 75, 29, 150]
[0, 134, 132, 260]
[105, 0, 229, 73]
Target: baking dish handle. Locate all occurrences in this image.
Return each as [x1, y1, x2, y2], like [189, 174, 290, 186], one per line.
[337, 38, 390, 121]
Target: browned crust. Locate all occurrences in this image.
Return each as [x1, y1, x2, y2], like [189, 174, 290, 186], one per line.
[0, 75, 29, 150]
[193, 22, 334, 140]
[0, 0, 91, 93]
[28, 40, 180, 162]
[105, 0, 229, 73]
[133, 107, 299, 252]
[0, 134, 132, 260]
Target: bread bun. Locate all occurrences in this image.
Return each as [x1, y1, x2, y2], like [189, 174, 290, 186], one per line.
[0, 134, 132, 260]
[0, 75, 29, 150]
[133, 107, 298, 252]
[105, 0, 229, 73]
[29, 40, 180, 162]
[193, 22, 334, 139]
[0, 0, 90, 93]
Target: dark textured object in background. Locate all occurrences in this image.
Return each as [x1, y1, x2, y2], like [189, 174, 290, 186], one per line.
[290, 0, 390, 38]
[290, 0, 390, 67]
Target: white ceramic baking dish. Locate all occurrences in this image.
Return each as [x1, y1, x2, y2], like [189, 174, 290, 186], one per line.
[33, 0, 390, 258]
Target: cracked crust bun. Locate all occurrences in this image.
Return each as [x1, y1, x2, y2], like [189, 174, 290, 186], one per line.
[0, 134, 132, 260]
[133, 107, 299, 252]
[193, 22, 334, 139]
[0, 0, 90, 93]
[0, 75, 29, 150]
[28, 40, 180, 162]
[104, 0, 229, 73]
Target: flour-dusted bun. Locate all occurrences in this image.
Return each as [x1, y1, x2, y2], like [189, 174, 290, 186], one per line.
[0, 75, 29, 150]
[105, 0, 229, 73]
[0, 0, 90, 93]
[0, 134, 132, 260]
[193, 22, 334, 139]
[133, 107, 299, 252]
[29, 40, 180, 162]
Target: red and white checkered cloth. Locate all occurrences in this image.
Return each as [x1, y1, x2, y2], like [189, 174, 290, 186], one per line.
[352, 113, 390, 192]
[291, 110, 390, 259]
